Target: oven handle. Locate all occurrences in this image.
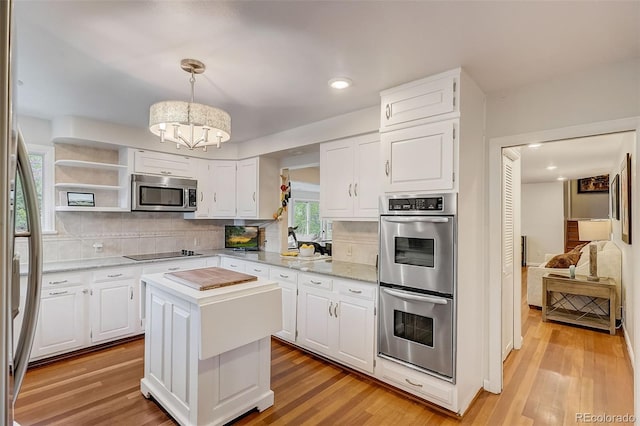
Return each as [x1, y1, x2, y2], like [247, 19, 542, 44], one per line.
[382, 217, 450, 223]
[382, 288, 449, 305]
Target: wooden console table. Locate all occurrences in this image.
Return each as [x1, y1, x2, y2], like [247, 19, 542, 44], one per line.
[542, 273, 616, 335]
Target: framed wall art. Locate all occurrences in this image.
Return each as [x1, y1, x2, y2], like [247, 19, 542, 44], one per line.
[621, 154, 631, 244]
[67, 192, 95, 207]
[577, 174, 609, 193]
[611, 174, 620, 221]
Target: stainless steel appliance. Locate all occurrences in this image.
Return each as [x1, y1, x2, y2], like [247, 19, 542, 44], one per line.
[2, 0, 44, 421]
[131, 173, 197, 212]
[378, 193, 456, 382]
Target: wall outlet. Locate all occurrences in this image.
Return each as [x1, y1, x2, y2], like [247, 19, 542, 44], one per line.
[346, 245, 352, 257]
[92, 242, 103, 253]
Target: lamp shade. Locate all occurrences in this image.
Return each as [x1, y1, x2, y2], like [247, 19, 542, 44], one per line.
[578, 219, 611, 241]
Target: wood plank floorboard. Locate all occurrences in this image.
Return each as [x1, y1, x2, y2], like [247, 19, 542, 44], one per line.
[15, 268, 633, 425]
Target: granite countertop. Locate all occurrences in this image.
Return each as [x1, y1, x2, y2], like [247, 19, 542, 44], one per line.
[23, 249, 378, 284]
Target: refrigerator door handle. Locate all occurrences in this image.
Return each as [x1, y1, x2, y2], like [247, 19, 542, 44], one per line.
[12, 130, 43, 399]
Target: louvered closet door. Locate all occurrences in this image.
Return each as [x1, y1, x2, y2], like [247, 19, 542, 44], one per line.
[502, 154, 515, 361]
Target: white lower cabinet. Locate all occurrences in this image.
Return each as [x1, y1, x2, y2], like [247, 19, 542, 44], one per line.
[269, 267, 297, 343]
[297, 274, 375, 373]
[31, 282, 88, 359]
[220, 257, 246, 273]
[90, 277, 137, 343]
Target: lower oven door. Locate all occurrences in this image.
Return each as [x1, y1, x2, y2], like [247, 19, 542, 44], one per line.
[378, 285, 455, 381]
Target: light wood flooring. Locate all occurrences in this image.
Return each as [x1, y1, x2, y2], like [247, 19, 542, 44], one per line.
[15, 268, 633, 425]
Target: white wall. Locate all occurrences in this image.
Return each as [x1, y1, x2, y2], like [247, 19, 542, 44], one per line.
[568, 179, 609, 219]
[18, 115, 51, 145]
[486, 58, 640, 139]
[611, 132, 637, 365]
[521, 182, 565, 264]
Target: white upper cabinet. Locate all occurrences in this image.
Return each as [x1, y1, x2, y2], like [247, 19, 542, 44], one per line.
[210, 160, 237, 218]
[184, 159, 212, 219]
[320, 133, 380, 219]
[236, 157, 280, 219]
[380, 70, 458, 132]
[133, 149, 194, 179]
[236, 158, 259, 217]
[381, 121, 456, 193]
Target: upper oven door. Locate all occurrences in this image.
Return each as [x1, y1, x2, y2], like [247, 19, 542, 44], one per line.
[379, 215, 455, 294]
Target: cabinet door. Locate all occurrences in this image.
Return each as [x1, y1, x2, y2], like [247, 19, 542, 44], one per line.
[353, 135, 380, 218]
[134, 150, 194, 178]
[90, 279, 136, 343]
[381, 121, 455, 193]
[220, 257, 246, 273]
[190, 159, 212, 218]
[334, 295, 375, 373]
[236, 158, 258, 218]
[297, 287, 332, 355]
[31, 286, 87, 359]
[211, 160, 237, 217]
[320, 139, 354, 218]
[270, 267, 297, 343]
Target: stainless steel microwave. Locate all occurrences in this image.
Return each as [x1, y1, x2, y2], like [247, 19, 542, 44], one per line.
[131, 173, 197, 212]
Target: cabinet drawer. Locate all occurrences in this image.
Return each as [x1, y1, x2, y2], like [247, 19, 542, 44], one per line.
[270, 267, 298, 284]
[299, 273, 332, 291]
[142, 259, 206, 275]
[43, 271, 89, 288]
[245, 261, 269, 278]
[380, 74, 456, 131]
[220, 257, 246, 272]
[335, 279, 375, 301]
[93, 267, 138, 283]
[381, 359, 454, 406]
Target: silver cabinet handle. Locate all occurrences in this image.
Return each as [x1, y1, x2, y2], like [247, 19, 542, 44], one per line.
[310, 280, 322, 285]
[405, 378, 423, 388]
[383, 288, 449, 305]
[214, 192, 217, 202]
[200, 192, 203, 202]
[354, 183, 358, 197]
[383, 216, 450, 223]
[13, 130, 43, 398]
[168, 267, 180, 271]
[107, 273, 123, 278]
[48, 290, 68, 296]
[348, 289, 362, 294]
[385, 103, 391, 119]
[279, 273, 289, 279]
[160, 170, 172, 175]
[334, 304, 338, 317]
[252, 192, 256, 202]
[230, 264, 238, 268]
[82, 289, 89, 294]
[130, 287, 134, 300]
[49, 279, 68, 285]
[329, 301, 333, 317]
[385, 160, 390, 176]
[253, 268, 262, 273]
[348, 183, 352, 197]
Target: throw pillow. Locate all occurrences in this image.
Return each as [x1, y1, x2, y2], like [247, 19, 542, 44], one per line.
[545, 251, 582, 268]
[572, 242, 589, 253]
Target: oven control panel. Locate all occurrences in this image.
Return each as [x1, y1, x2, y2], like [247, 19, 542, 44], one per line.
[388, 197, 443, 211]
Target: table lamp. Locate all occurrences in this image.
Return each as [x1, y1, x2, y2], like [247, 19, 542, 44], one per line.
[577, 219, 611, 281]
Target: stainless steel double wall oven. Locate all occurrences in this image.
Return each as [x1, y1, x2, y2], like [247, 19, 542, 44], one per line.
[378, 193, 457, 382]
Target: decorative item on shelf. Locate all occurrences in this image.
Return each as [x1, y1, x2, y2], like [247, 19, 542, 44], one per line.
[67, 192, 95, 207]
[577, 174, 609, 193]
[273, 173, 291, 220]
[620, 153, 632, 244]
[577, 219, 611, 281]
[149, 58, 231, 151]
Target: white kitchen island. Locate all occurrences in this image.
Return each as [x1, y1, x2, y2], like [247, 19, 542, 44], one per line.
[139, 270, 282, 426]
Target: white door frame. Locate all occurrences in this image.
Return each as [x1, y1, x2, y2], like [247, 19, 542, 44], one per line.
[486, 116, 640, 394]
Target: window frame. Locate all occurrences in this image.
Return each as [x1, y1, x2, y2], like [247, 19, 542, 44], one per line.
[25, 144, 55, 233]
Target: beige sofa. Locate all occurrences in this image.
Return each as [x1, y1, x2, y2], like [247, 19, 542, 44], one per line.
[526, 240, 622, 319]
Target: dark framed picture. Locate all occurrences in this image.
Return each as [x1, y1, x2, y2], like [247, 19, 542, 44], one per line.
[67, 192, 95, 207]
[577, 174, 609, 193]
[611, 174, 620, 220]
[621, 154, 631, 244]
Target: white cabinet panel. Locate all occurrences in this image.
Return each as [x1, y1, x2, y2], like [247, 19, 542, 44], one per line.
[184, 159, 212, 219]
[134, 150, 194, 178]
[211, 160, 237, 217]
[245, 261, 269, 278]
[90, 278, 136, 343]
[298, 289, 332, 355]
[335, 296, 374, 372]
[321, 133, 380, 219]
[237, 158, 258, 218]
[381, 121, 455, 193]
[269, 267, 297, 343]
[220, 257, 246, 273]
[31, 286, 87, 359]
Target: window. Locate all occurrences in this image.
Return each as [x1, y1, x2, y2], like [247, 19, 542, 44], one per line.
[292, 199, 321, 236]
[14, 145, 54, 233]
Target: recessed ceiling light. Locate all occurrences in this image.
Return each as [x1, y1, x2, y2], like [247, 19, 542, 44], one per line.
[557, 177, 566, 181]
[546, 165, 557, 170]
[528, 143, 542, 149]
[328, 77, 352, 90]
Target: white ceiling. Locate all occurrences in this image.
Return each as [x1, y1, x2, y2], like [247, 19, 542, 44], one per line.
[519, 132, 630, 184]
[13, 1, 640, 145]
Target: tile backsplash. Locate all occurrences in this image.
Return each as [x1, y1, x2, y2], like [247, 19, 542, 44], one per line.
[15, 212, 225, 264]
[331, 221, 378, 266]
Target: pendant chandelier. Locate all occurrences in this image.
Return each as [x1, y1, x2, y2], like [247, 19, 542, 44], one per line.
[149, 59, 231, 151]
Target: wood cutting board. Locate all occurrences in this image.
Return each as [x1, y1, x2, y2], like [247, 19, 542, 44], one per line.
[163, 267, 258, 291]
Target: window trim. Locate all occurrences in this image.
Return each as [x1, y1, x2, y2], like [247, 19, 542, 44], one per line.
[26, 144, 55, 233]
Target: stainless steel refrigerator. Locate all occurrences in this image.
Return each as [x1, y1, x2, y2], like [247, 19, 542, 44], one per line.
[1, 0, 43, 423]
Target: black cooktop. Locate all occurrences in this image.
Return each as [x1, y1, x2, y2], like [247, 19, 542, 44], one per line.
[123, 251, 202, 261]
